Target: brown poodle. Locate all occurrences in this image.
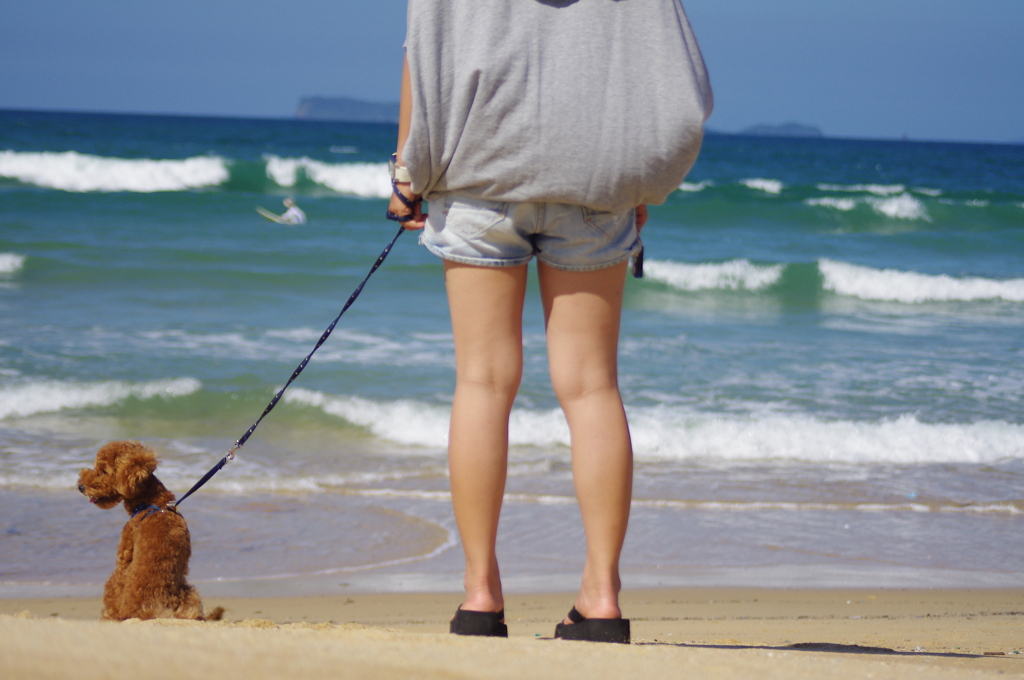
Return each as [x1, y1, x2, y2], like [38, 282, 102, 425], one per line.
[77, 440, 222, 621]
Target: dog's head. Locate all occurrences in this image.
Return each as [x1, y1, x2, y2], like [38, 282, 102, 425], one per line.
[77, 441, 159, 509]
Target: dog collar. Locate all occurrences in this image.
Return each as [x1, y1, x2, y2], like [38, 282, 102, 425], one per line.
[131, 503, 163, 519]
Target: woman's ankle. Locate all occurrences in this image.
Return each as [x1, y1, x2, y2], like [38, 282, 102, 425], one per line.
[573, 573, 622, 619]
[572, 595, 621, 620]
[461, 576, 504, 613]
[461, 592, 504, 613]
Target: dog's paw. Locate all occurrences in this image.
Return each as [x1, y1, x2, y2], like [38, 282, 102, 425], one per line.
[203, 606, 226, 622]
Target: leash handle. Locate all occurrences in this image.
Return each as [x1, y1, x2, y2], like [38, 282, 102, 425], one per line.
[173, 226, 406, 507]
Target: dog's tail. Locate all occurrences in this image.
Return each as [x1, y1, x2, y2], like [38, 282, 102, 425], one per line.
[203, 606, 225, 622]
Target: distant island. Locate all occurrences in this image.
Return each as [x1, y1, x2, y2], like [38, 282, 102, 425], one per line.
[739, 122, 824, 138]
[293, 101, 827, 139]
[295, 96, 399, 123]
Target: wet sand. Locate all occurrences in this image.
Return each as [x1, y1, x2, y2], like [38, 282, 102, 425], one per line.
[2, 588, 1022, 679]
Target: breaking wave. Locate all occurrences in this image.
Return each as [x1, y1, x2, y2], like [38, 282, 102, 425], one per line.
[263, 155, 390, 198]
[816, 183, 907, 196]
[644, 259, 785, 292]
[805, 193, 930, 220]
[740, 178, 783, 194]
[637, 257, 1024, 304]
[0, 149, 391, 196]
[279, 389, 1024, 465]
[0, 150, 229, 192]
[0, 253, 25, 275]
[819, 259, 1024, 303]
[679, 180, 712, 192]
[0, 378, 202, 419]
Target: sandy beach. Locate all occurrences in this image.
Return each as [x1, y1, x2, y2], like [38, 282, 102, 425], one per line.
[2, 588, 1022, 679]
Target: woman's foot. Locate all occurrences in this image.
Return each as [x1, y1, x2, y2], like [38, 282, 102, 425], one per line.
[554, 606, 630, 644]
[450, 606, 508, 637]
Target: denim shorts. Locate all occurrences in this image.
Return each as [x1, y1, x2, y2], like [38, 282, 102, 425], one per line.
[418, 194, 641, 271]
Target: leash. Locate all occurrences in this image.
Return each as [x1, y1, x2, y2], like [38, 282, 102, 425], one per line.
[173, 225, 406, 508]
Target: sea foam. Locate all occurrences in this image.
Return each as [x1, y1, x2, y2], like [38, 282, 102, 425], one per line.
[3, 396, 1022, 492]
[0, 253, 25, 275]
[678, 180, 712, 192]
[817, 183, 906, 196]
[819, 259, 1024, 303]
[284, 388, 570, 449]
[644, 259, 784, 292]
[0, 377, 201, 419]
[281, 389, 1023, 465]
[806, 193, 930, 220]
[283, 388, 452, 447]
[135, 327, 452, 368]
[264, 155, 390, 198]
[740, 178, 783, 194]
[628, 410, 1023, 464]
[0, 150, 229, 192]
[867, 193, 930, 220]
[805, 197, 857, 211]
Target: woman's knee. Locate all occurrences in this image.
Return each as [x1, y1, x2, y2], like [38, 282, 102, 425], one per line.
[456, 342, 523, 399]
[458, 363, 522, 400]
[550, 367, 619, 408]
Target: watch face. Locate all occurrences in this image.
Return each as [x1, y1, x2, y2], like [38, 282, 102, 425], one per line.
[387, 154, 412, 183]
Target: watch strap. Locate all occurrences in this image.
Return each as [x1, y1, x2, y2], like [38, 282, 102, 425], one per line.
[389, 153, 413, 183]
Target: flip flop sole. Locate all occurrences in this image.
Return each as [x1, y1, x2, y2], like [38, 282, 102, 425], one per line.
[450, 607, 509, 637]
[554, 617, 630, 643]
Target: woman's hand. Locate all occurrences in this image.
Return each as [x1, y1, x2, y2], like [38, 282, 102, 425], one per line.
[388, 182, 427, 230]
[635, 204, 648, 235]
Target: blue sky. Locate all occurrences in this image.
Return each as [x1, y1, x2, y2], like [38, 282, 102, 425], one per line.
[2, 0, 1022, 143]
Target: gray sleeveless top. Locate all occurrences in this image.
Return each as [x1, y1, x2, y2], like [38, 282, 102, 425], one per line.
[403, 0, 713, 213]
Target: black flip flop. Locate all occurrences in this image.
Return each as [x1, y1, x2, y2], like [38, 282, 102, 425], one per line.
[450, 606, 508, 637]
[554, 606, 630, 644]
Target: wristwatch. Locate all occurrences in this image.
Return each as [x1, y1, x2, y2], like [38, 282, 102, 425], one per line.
[388, 153, 413, 183]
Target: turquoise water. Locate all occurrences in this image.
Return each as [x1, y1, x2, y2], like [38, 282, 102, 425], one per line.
[2, 109, 1023, 596]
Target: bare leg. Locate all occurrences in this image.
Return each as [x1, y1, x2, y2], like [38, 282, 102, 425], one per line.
[444, 260, 528, 614]
[539, 261, 633, 621]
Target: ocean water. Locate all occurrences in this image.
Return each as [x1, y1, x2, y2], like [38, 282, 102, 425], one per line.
[2, 109, 1023, 597]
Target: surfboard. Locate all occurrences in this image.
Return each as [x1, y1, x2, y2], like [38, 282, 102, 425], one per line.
[256, 206, 286, 224]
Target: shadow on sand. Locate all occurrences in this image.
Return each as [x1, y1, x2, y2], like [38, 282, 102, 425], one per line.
[634, 641, 993, 660]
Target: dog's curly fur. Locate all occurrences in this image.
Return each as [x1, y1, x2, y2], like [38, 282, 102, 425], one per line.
[77, 440, 222, 621]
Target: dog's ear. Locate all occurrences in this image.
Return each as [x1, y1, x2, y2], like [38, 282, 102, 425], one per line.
[113, 442, 159, 498]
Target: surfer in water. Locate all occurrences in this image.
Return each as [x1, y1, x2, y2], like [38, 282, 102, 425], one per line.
[258, 198, 307, 225]
[277, 198, 307, 225]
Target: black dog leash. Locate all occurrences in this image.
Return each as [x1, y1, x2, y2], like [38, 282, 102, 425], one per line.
[173, 225, 406, 507]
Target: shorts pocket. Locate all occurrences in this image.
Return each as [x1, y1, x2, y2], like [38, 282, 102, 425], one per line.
[444, 195, 509, 239]
[581, 206, 633, 239]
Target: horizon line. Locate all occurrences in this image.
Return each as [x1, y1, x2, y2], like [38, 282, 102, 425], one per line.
[1, 106, 1021, 148]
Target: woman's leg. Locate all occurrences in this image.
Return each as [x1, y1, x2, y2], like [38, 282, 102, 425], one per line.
[444, 260, 528, 614]
[538, 260, 633, 621]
